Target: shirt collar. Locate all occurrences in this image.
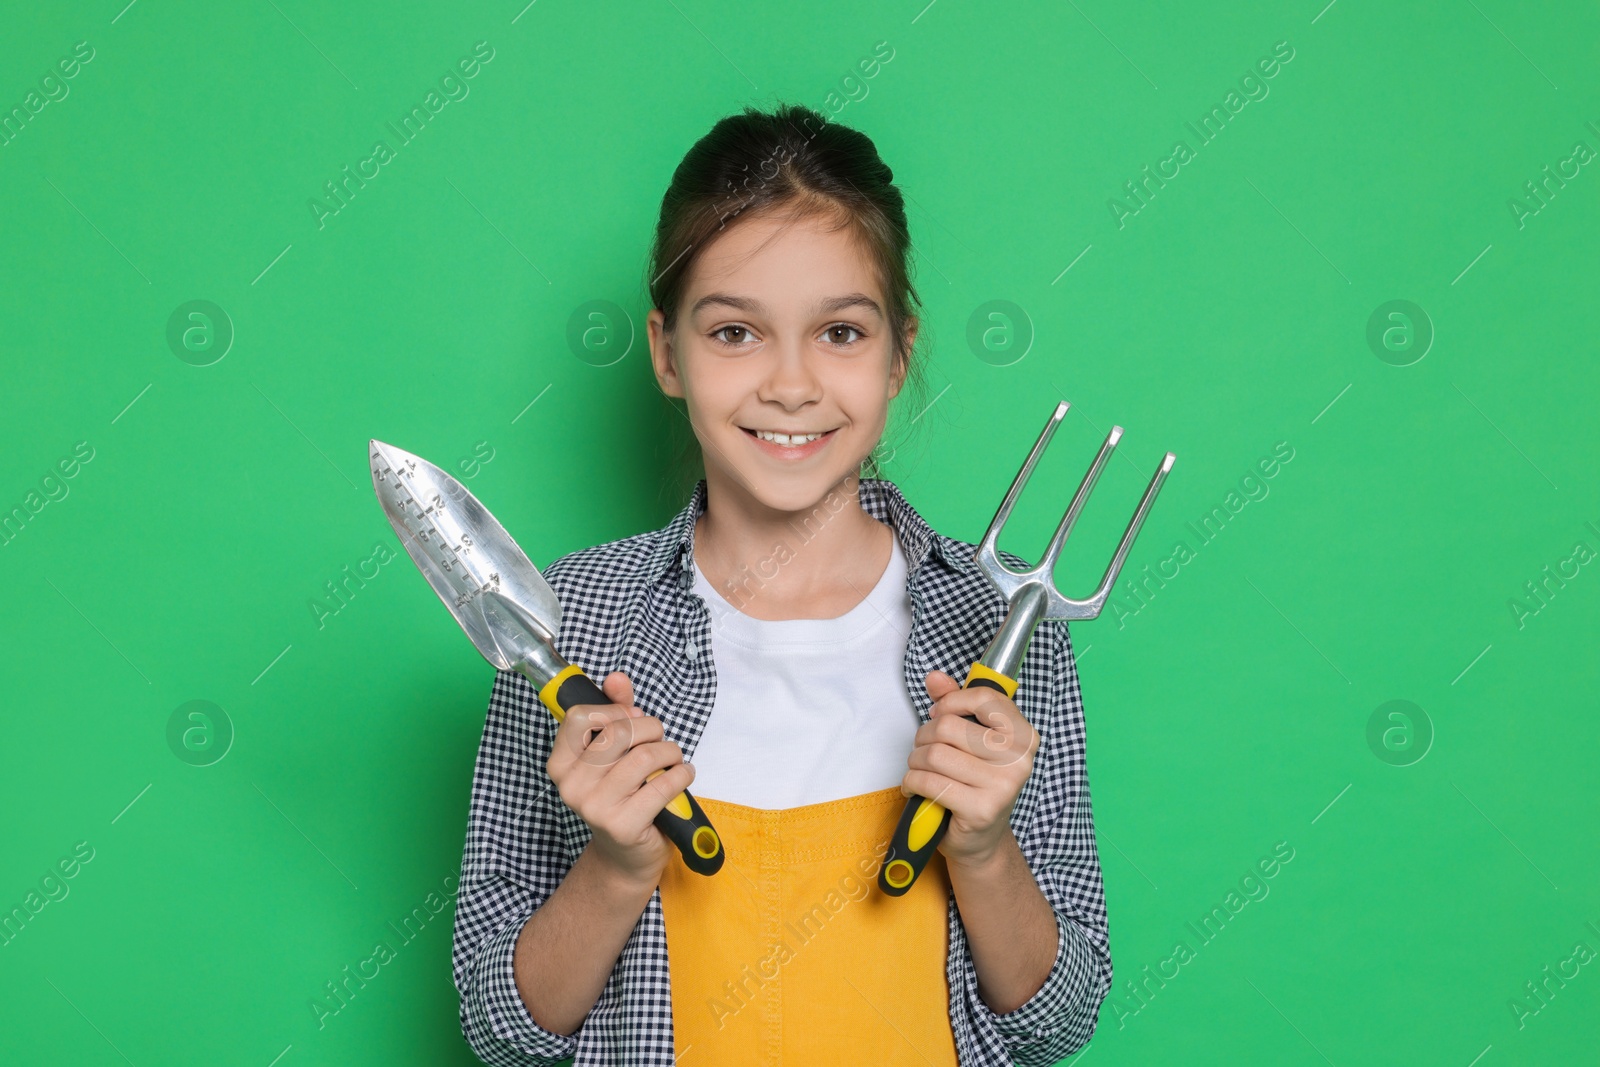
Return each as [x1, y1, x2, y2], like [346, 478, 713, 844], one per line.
[643, 477, 971, 588]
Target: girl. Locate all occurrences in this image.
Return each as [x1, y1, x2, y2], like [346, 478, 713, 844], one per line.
[451, 102, 1112, 1067]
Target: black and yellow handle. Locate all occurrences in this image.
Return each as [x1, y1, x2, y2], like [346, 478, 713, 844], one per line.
[537, 663, 725, 876]
[879, 661, 1018, 896]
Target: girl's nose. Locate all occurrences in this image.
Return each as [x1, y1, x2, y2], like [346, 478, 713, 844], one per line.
[757, 341, 824, 405]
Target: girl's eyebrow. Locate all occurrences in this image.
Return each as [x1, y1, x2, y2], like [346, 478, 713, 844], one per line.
[689, 292, 883, 318]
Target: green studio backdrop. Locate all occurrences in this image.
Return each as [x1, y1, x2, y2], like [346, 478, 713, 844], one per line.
[2, 1, 1597, 1064]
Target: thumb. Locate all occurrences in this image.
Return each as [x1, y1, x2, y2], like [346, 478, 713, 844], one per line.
[924, 668, 961, 701]
[602, 670, 637, 713]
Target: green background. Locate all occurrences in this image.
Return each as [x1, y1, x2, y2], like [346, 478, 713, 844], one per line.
[2, 0, 1596, 1064]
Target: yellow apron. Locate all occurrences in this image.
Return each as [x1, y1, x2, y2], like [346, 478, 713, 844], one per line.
[658, 784, 960, 1066]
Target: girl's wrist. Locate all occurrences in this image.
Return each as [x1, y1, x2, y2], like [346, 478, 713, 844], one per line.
[942, 829, 1018, 878]
[581, 841, 665, 899]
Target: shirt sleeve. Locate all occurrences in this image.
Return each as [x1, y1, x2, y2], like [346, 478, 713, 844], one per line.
[957, 620, 1114, 1065]
[452, 667, 583, 1066]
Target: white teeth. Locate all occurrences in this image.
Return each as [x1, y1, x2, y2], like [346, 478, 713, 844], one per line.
[752, 429, 826, 446]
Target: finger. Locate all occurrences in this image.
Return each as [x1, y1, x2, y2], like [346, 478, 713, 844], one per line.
[564, 702, 633, 746]
[953, 719, 1034, 772]
[556, 719, 669, 817]
[619, 760, 697, 835]
[930, 686, 1023, 730]
[966, 690, 1021, 730]
[920, 709, 1029, 767]
[924, 669, 961, 702]
[602, 671, 635, 711]
[593, 738, 686, 809]
[900, 768, 971, 814]
[551, 705, 653, 781]
[549, 704, 627, 771]
[572, 712, 664, 777]
[957, 692, 1037, 754]
[918, 706, 997, 747]
[908, 740, 987, 788]
[966, 707, 1032, 764]
[957, 696, 1024, 758]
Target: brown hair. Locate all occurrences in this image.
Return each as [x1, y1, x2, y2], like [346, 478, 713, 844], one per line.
[643, 102, 927, 500]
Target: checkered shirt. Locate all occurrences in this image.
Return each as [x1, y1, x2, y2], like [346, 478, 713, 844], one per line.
[451, 477, 1113, 1066]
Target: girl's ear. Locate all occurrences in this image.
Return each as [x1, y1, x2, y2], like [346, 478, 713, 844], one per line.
[647, 308, 683, 398]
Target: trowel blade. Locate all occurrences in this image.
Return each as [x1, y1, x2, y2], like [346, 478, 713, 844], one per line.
[369, 439, 561, 670]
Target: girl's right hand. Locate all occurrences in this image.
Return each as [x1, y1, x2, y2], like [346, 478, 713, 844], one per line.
[546, 670, 696, 888]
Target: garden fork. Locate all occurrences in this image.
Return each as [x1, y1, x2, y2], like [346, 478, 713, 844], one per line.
[879, 399, 1175, 896]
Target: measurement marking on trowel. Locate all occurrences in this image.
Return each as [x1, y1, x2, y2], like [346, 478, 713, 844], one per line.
[377, 452, 490, 603]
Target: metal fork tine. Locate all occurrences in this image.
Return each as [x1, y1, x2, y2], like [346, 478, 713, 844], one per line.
[1038, 425, 1122, 577]
[977, 400, 1069, 565]
[1088, 451, 1178, 606]
[972, 398, 1176, 621]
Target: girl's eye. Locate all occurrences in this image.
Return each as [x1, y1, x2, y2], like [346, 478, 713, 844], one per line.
[711, 325, 755, 346]
[822, 324, 864, 346]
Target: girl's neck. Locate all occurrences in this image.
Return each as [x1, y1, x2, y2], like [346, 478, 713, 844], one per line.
[692, 471, 897, 622]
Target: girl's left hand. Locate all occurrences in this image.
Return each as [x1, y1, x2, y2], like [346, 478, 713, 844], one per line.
[902, 668, 1041, 870]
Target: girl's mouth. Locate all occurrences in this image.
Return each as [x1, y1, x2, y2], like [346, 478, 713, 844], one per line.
[740, 427, 838, 459]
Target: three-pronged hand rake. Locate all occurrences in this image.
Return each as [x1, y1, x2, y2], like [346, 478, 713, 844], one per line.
[878, 399, 1175, 896]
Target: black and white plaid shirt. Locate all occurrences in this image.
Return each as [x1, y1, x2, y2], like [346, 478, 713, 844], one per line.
[451, 477, 1113, 1066]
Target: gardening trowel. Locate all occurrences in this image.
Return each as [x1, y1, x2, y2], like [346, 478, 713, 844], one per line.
[369, 439, 725, 876]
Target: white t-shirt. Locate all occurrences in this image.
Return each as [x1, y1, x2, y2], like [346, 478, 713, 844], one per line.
[686, 532, 921, 809]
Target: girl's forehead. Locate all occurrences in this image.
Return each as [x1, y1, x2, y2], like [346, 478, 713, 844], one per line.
[684, 214, 883, 311]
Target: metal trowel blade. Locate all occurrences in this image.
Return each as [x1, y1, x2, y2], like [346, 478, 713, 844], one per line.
[369, 439, 561, 670]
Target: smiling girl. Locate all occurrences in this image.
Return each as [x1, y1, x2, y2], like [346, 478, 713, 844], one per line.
[451, 102, 1112, 1067]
